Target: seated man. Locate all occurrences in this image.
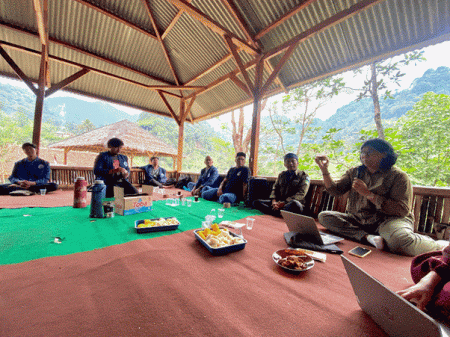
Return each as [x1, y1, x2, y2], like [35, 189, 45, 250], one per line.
[202, 152, 250, 204]
[141, 156, 168, 188]
[187, 156, 219, 196]
[315, 138, 447, 256]
[93, 138, 138, 198]
[253, 153, 310, 217]
[0, 142, 58, 195]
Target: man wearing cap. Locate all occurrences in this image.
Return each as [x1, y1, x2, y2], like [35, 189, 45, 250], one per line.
[187, 156, 219, 196]
[253, 153, 310, 217]
[93, 137, 138, 198]
[0, 142, 58, 195]
[315, 138, 447, 256]
[141, 156, 169, 188]
[201, 152, 250, 204]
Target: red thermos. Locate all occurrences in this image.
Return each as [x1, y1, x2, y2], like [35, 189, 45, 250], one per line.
[73, 177, 88, 208]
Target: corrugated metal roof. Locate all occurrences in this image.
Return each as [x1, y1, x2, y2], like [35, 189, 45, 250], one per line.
[0, 0, 448, 123]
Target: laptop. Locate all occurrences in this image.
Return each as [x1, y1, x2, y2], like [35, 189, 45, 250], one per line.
[341, 255, 450, 337]
[280, 210, 344, 245]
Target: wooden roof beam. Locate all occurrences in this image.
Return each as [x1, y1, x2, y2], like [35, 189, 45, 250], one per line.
[45, 68, 90, 97]
[157, 90, 180, 125]
[0, 41, 203, 92]
[263, 0, 385, 60]
[161, 0, 193, 40]
[184, 53, 233, 85]
[255, 0, 319, 40]
[220, 0, 260, 49]
[74, 0, 158, 41]
[33, 0, 50, 88]
[224, 35, 254, 95]
[142, 0, 181, 87]
[0, 21, 174, 86]
[165, 0, 260, 56]
[0, 45, 38, 95]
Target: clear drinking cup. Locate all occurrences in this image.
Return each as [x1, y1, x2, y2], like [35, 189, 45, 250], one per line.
[40, 188, 47, 195]
[218, 208, 225, 218]
[187, 199, 192, 207]
[246, 217, 255, 230]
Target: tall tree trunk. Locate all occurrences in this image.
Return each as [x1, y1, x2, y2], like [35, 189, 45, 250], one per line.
[370, 63, 385, 139]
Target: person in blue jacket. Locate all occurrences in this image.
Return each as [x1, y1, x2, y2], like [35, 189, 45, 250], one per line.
[93, 138, 138, 198]
[0, 142, 58, 195]
[141, 156, 168, 188]
[187, 156, 220, 196]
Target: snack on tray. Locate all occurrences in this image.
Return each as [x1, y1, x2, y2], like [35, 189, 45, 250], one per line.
[284, 248, 326, 263]
[197, 224, 244, 249]
[137, 217, 179, 228]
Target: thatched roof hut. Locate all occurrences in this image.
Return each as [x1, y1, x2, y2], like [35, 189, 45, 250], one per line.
[49, 120, 178, 166]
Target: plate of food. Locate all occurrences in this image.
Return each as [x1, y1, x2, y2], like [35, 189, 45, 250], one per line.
[194, 224, 247, 255]
[135, 217, 180, 233]
[272, 249, 315, 273]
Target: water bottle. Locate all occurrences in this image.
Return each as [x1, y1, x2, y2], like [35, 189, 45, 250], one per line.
[73, 177, 88, 208]
[90, 180, 106, 218]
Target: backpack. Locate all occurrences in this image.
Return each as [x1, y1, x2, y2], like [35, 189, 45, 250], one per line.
[175, 176, 192, 189]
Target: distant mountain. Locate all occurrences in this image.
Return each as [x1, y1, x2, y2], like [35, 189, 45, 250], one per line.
[0, 82, 137, 127]
[314, 66, 450, 140]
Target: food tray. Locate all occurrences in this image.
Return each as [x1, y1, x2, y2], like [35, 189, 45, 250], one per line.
[135, 217, 180, 233]
[272, 249, 315, 273]
[194, 229, 247, 256]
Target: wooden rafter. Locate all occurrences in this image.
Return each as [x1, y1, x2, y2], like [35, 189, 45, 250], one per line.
[263, 0, 384, 60]
[142, 0, 181, 86]
[45, 68, 90, 97]
[264, 61, 287, 93]
[184, 53, 233, 85]
[0, 41, 203, 92]
[224, 35, 254, 95]
[0, 21, 174, 86]
[0, 45, 37, 95]
[165, 0, 260, 55]
[184, 95, 196, 122]
[157, 90, 179, 125]
[220, 0, 259, 49]
[254, 0, 319, 40]
[229, 74, 251, 97]
[73, 0, 158, 41]
[33, 0, 50, 88]
[161, 0, 193, 40]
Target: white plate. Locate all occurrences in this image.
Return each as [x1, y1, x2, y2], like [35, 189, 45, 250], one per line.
[272, 249, 315, 272]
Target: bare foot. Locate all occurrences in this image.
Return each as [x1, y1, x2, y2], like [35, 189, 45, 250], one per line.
[367, 235, 385, 250]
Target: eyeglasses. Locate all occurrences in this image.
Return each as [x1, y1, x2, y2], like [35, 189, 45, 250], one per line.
[360, 148, 380, 157]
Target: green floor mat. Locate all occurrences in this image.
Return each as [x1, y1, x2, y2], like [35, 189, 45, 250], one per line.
[0, 199, 261, 265]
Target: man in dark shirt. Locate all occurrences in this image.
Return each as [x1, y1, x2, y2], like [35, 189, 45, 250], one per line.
[140, 156, 168, 188]
[0, 143, 58, 195]
[201, 152, 250, 204]
[93, 138, 138, 198]
[187, 156, 219, 196]
[253, 153, 310, 217]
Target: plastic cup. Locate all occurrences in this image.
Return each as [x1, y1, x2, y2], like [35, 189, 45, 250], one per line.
[40, 189, 46, 195]
[246, 217, 255, 230]
[187, 199, 192, 207]
[201, 221, 209, 229]
[182, 198, 186, 206]
[218, 208, 225, 218]
[194, 195, 199, 202]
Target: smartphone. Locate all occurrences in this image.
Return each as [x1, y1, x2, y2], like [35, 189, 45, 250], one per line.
[348, 246, 371, 258]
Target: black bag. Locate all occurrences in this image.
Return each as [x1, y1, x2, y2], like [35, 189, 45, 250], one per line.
[284, 232, 343, 254]
[246, 177, 269, 207]
[175, 176, 191, 189]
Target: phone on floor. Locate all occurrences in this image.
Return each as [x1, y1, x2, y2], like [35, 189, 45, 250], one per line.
[348, 246, 371, 258]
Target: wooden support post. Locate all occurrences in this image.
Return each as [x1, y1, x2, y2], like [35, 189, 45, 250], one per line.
[32, 84, 45, 154]
[176, 100, 186, 176]
[249, 58, 264, 176]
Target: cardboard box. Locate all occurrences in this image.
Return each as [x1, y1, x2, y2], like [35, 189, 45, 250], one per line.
[114, 185, 153, 216]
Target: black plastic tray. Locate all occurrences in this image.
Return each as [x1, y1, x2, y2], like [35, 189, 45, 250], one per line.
[135, 217, 180, 233]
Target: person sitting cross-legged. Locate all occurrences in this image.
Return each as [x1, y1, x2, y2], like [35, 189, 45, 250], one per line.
[201, 152, 250, 204]
[141, 156, 168, 188]
[253, 153, 310, 217]
[315, 138, 447, 256]
[93, 137, 138, 198]
[187, 156, 219, 196]
[0, 142, 58, 195]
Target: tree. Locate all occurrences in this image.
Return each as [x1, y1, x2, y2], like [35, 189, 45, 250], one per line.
[394, 92, 450, 186]
[77, 119, 96, 134]
[350, 50, 426, 139]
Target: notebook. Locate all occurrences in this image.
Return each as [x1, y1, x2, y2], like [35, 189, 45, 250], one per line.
[280, 210, 344, 245]
[341, 255, 450, 337]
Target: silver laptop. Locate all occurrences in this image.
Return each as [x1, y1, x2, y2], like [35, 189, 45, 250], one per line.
[341, 255, 450, 337]
[280, 210, 344, 245]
